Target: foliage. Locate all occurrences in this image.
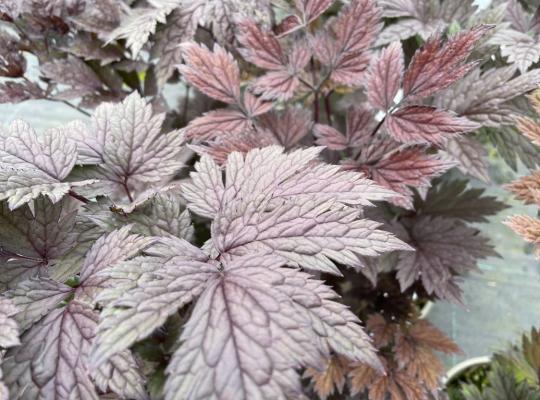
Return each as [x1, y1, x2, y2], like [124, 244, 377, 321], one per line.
[0, 0, 536, 398]
[449, 327, 540, 400]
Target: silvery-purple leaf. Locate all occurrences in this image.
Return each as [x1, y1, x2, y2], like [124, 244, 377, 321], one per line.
[214, 197, 412, 275]
[0, 297, 19, 349]
[76, 226, 155, 303]
[93, 350, 147, 400]
[107, 0, 181, 57]
[164, 254, 380, 399]
[6, 277, 73, 330]
[91, 242, 215, 367]
[41, 56, 104, 99]
[0, 197, 77, 289]
[151, 5, 201, 87]
[3, 301, 99, 400]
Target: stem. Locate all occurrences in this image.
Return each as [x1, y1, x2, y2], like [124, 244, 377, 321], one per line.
[122, 179, 134, 202]
[310, 59, 320, 123]
[68, 190, 91, 204]
[59, 99, 91, 116]
[324, 90, 334, 126]
[182, 86, 191, 125]
[369, 116, 386, 137]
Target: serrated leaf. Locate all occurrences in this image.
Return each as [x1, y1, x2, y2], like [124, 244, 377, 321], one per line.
[184, 109, 251, 141]
[93, 351, 147, 400]
[237, 20, 286, 70]
[396, 216, 496, 302]
[417, 179, 507, 223]
[0, 297, 19, 349]
[294, 0, 334, 24]
[402, 26, 491, 101]
[6, 277, 72, 331]
[182, 146, 397, 220]
[313, 0, 382, 86]
[179, 43, 241, 104]
[76, 226, 155, 303]
[366, 42, 404, 110]
[67, 92, 185, 203]
[107, 0, 181, 57]
[0, 120, 96, 209]
[90, 239, 215, 367]
[40, 56, 103, 100]
[489, 28, 540, 73]
[436, 67, 540, 128]
[151, 4, 201, 87]
[3, 301, 99, 400]
[86, 191, 193, 240]
[258, 108, 313, 148]
[164, 254, 381, 399]
[442, 136, 490, 182]
[0, 197, 77, 289]
[385, 106, 479, 146]
[313, 124, 348, 150]
[349, 148, 455, 209]
[487, 125, 540, 170]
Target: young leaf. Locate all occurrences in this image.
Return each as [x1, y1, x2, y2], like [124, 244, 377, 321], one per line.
[349, 148, 455, 210]
[258, 108, 313, 148]
[295, 0, 335, 24]
[313, 0, 382, 86]
[237, 20, 286, 70]
[179, 43, 241, 104]
[385, 106, 480, 145]
[366, 42, 404, 110]
[505, 215, 540, 257]
[402, 26, 492, 101]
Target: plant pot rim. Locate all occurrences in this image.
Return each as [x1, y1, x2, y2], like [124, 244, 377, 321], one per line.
[443, 356, 492, 385]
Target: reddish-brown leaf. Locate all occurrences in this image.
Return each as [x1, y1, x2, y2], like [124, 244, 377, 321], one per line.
[385, 106, 480, 146]
[517, 116, 540, 146]
[313, 124, 348, 150]
[191, 130, 277, 164]
[312, 0, 382, 86]
[506, 171, 540, 204]
[366, 314, 397, 348]
[349, 364, 378, 395]
[251, 70, 300, 100]
[346, 106, 376, 146]
[258, 107, 312, 148]
[295, 0, 335, 24]
[408, 320, 461, 354]
[304, 356, 348, 400]
[505, 215, 540, 257]
[184, 109, 251, 141]
[366, 42, 404, 110]
[179, 42, 240, 104]
[237, 20, 286, 70]
[366, 148, 455, 209]
[402, 25, 492, 101]
[242, 91, 274, 117]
